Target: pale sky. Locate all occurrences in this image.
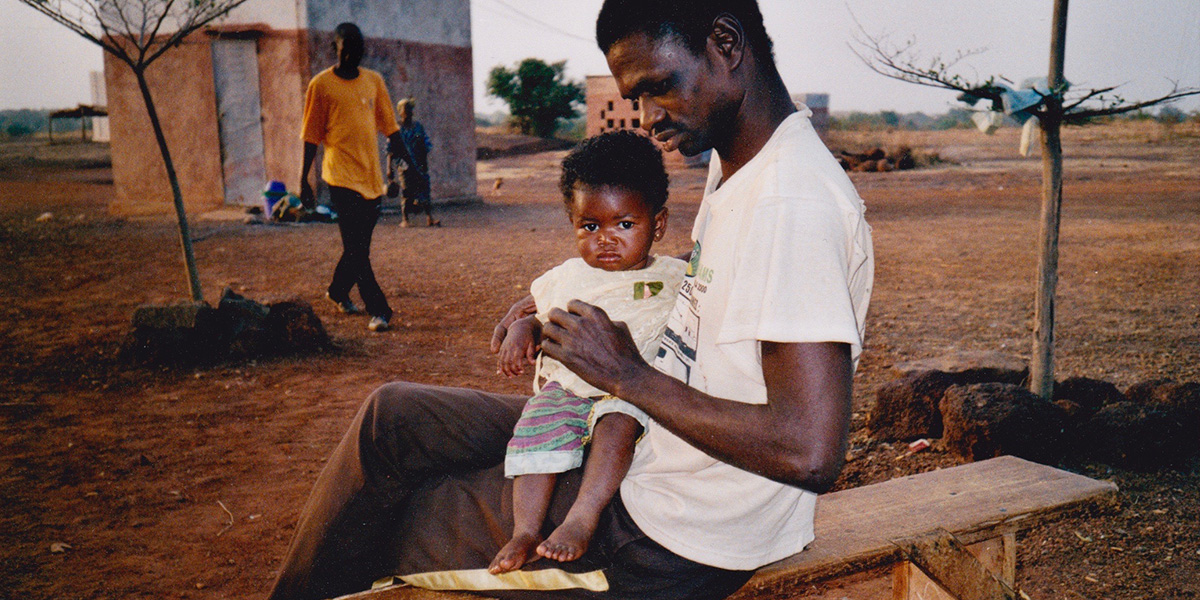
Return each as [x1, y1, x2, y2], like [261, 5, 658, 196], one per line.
[3, 0, 1199, 115]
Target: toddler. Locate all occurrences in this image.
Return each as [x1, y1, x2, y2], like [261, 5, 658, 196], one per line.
[489, 131, 686, 574]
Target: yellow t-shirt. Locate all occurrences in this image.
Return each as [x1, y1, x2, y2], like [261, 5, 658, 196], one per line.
[301, 67, 399, 199]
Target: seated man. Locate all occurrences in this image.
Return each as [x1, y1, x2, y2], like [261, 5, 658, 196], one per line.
[267, 1, 873, 599]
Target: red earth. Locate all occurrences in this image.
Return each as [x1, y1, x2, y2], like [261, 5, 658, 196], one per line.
[1, 120, 1198, 599]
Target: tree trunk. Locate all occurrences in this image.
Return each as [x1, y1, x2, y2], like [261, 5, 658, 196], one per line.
[133, 67, 204, 302]
[1030, 0, 1070, 399]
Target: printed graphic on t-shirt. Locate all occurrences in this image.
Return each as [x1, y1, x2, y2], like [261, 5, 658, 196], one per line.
[633, 281, 664, 299]
[655, 242, 704, 384]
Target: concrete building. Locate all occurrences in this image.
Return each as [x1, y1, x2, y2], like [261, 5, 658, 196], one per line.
[103, 0, 477, 216]
[792, 93, 830, 134]
[89, 71, 110, 143]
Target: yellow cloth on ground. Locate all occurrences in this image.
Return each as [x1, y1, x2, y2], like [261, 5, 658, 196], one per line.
[372, 568, 609, 592]
[301, 67, 399, 199]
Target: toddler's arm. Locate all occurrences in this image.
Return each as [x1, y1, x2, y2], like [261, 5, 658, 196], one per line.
[491, 294, 537, 354]
[497, 315, 541, 378]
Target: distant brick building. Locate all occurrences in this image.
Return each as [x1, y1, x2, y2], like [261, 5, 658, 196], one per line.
[585, 75, 641, 137]
[103, 0, 477, 216]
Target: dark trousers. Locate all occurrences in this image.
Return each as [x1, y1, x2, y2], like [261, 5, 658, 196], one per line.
[267, 382, 754, 600]
[327, 186, 391, 320]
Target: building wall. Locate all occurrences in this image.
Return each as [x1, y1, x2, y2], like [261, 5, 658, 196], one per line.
[306, 0, 472, 48]
[105, 39, 225, 216]
[792, 93, 830, 135]
[255, 30, 309, 196]
[89, 71, 111, 143]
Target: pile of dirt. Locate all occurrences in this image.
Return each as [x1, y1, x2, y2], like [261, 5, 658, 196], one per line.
[869, 355, 1200, 471]
[476, 127, 575, 160]
[832, 145, 948, 172]
[118, 289, 331, 366]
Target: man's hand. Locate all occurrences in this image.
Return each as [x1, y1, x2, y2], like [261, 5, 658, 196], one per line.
[497, 316, 541, 377]
[300, 141, 318, 209]
[299, 179, 315, 209]
[490, 295, 537, 354]
[540, 300, 651, 396]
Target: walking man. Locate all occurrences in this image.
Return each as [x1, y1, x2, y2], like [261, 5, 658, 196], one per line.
[301, 22, 408, 332]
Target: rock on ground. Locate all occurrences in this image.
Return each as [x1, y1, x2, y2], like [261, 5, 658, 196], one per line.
[940, 382, 1067, 463]
[1053, 376, 1126, 418]
[868, 370, 957, 441]
[118, 290, 328, 366]
[1078, 400, 1199, 470]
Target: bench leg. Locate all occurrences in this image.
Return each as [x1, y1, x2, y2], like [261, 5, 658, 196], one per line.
[892, 531, 1019, 600]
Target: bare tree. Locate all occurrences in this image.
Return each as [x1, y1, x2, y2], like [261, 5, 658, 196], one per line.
[20, 0, 256, 302]
[853, 1, 1200, 399]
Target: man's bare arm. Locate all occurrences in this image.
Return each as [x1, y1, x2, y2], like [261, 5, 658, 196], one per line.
[299, 142, 318, 207]
[540, 300, 853, 493]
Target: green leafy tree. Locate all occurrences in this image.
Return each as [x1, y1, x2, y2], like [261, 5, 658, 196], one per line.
[487, 59, 584, 138]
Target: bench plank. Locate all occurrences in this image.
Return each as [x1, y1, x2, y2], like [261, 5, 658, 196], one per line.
[734, 456, 1116, 599]
[339, 456, 1115, 600]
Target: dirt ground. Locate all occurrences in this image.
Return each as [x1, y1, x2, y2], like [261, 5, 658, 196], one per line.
[1, 120, 1198, 599]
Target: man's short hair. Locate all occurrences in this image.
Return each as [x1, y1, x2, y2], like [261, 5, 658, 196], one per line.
[596, 0, 774, 66]
[559, 130, 669, 214]
[334, 22, 363, 46]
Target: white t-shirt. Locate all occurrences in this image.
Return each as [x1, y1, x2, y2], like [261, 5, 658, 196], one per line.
[620, 109, 875, 570]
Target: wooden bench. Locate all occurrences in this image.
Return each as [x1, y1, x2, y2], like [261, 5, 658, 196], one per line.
[336, 456, 1116, 600]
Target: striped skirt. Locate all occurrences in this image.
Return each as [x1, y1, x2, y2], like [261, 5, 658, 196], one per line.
[503, 381, 595, 477]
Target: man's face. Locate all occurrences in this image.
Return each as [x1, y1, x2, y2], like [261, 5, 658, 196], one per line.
[334, 35, 363, 71]
[605, 31, 731, 157]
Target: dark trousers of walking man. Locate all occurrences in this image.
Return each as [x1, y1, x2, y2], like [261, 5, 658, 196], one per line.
[327, 186, 391, 322]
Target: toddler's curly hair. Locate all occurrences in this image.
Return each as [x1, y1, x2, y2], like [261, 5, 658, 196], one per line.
[559, 130, 669, 214]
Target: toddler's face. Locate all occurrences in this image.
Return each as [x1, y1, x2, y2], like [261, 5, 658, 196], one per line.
[568, 185, 666, 272]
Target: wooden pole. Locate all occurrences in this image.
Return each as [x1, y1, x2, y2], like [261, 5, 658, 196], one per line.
[1030, 0, 1069, 399]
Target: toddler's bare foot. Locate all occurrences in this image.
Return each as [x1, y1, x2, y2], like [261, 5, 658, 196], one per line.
[489, 532, 542, 574]
[536, 517, 597, 563]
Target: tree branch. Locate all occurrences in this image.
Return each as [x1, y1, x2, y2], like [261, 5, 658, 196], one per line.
[852, 20, 1200, 127]
[1065, 87, 1200, 124]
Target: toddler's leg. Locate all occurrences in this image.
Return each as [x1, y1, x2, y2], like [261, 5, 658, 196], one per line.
[538, 413, 640, 563]
[490, 473, 555, 574]
[423, 191, 440, 227]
